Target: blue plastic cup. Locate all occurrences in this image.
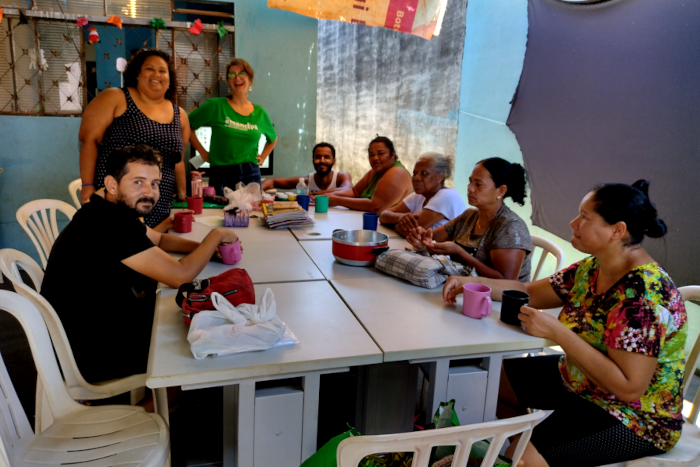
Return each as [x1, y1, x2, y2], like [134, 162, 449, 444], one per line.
[363, 212, 379, 230]
[297, 195, 311, 211]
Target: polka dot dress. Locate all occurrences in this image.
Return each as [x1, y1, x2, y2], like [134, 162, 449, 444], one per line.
[93, 88, 184, 228]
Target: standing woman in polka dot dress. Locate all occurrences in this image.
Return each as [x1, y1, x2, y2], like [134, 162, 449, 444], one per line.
[78, 49, 189, 231]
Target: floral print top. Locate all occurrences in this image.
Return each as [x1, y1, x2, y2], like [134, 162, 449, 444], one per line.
[549, 257, 687, 451]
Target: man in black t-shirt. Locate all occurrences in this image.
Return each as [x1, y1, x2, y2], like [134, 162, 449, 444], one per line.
[41, 144, 239, 384]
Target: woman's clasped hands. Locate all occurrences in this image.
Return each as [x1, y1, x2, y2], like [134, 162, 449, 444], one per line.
[406, 224, 461, 256]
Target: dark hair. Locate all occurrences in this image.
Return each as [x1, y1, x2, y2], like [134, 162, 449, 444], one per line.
[591, 179, 667, 246]
[478, 157, 528, 206]
[105, 144, 162, 183]
[123, 49, 176, 101]
[313, 142, 336, 158]
[369, 135, 397, 160]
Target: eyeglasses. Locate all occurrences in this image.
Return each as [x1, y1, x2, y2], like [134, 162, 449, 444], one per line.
[227, 71, 248, 78]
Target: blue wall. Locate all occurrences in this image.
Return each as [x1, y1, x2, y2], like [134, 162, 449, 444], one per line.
[0, 116, 81, 264]
[0, 0, 317, 262]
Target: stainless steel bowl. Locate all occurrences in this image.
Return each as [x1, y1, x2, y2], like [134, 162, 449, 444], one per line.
[331, 229, 389, 246]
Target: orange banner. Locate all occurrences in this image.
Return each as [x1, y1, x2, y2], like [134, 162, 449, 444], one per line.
[268, 0, 448, 39]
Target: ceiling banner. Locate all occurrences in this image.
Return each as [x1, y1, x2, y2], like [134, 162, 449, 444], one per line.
[268, 0, 449, 39]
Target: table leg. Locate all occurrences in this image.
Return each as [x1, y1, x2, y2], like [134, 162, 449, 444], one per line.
[481, 355, 503, 422]
[153, 387, 170, 426]
[422, 358, 450, 420]
[223, 382, 256, 467]
[301, 373, 320, 463]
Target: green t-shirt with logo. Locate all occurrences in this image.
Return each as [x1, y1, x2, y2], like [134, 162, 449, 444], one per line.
[188, 98, 277, 167]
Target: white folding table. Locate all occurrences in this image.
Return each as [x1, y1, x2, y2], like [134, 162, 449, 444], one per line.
[330, 275, 557, 425]
[288, 206, 400, 241]
[300, 238, 411, 281]
[147, 281, 382, 467]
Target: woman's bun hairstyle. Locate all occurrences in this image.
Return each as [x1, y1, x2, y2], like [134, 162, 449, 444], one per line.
[478, 157, 529, 206]
[592, 179, 667, 246]
[123, 49, 176, 102]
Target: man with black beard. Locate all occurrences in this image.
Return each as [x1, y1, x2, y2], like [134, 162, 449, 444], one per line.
[261, 142, 352, 194]
[41, 144, 239, 384]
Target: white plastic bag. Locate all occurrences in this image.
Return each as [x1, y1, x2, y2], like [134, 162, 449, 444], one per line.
[223, 181, 262, 212]
[187, 288, 298, 359]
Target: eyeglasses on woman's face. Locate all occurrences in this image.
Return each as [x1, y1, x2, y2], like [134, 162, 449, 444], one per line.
[227, 71, 248, 78]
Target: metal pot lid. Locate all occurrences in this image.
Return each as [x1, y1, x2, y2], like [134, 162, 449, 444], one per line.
[332, 229, 389, 246]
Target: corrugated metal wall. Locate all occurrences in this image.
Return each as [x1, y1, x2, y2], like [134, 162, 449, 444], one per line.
[316, 0, 467, 183]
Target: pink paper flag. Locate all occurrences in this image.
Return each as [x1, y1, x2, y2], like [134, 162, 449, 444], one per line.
[76, 17, 88, 27]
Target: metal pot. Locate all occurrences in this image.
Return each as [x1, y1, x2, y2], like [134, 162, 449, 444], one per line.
[332, 230, 389, 266]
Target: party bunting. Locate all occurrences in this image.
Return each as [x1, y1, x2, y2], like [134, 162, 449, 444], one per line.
[0, 8, 3, 23]
[150, 17, 166, 29]
[106, 15, 122, 29]
[217, 21, 228, 39]
[188, 18, 204, 35]
[76, 17, 88, 27]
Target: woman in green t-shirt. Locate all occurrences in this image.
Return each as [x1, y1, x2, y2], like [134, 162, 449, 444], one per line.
[189, 58, 277, 194]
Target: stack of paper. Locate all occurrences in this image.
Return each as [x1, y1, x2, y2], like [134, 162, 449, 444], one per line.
[262, 201, 314, 228]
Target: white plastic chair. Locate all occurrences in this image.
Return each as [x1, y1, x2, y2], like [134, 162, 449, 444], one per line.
[337, 411, 544, 467]
[601, 285, 700, 467]
[0, 290, 169, 467]
[16, 199, 77, 268]
[530, 234, 565, 281]
[0, 249, 147, 425]
[68, 178, 82, 209]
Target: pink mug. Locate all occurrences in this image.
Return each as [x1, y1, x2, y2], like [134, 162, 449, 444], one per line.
[219, 240, 242, 265]
[202, 186, 216, 196]
[462, 283, 492, 319]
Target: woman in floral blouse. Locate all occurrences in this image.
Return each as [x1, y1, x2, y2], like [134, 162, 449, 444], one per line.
[442, 180, 687, 467]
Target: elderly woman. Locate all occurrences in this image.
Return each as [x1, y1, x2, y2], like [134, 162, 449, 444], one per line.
[443, 180, 686, 467]
[79, 49, 189, 230]
[188, 58, 277, 194]
[379, 153, 466, 237]
[322, 136, 413, 213]
[407, 157, 532, 281]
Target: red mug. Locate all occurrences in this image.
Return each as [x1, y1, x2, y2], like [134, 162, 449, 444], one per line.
[173, 212, 193, 233]
[187, 196, 204, 214]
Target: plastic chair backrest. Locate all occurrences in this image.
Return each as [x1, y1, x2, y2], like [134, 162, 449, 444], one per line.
[530, 234, 565, 281]
[15, 199, 76, 268]
[68, 178, 82, 209]
[337, 411, 545, 467]
[0, 292, 81, 465]
[0, 249, 85, 391]
[0, 249, 146, 401]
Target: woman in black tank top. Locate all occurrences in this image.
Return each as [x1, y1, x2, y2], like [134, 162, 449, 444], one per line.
[78, 49, 190, 230]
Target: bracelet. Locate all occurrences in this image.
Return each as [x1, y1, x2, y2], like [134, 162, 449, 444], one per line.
[81, 183, 94, 187]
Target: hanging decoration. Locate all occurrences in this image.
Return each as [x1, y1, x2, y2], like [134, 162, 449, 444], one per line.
[150, 17, 166, 29]
[106, 15, 122, 29]
[0, 8, 4, 24]
[87, 26, 100, 44]
[217, 21, 228, 39]
[116, 57, 127, 87]
[76, 17, 88, 27]
[267, 0, 449, 40]
[18, 9, 28, 25]
[188, 18, 204, 35]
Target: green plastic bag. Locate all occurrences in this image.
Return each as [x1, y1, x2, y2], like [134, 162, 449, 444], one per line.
[430, 400, 512, 467]
[301, 426, 361, 467]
